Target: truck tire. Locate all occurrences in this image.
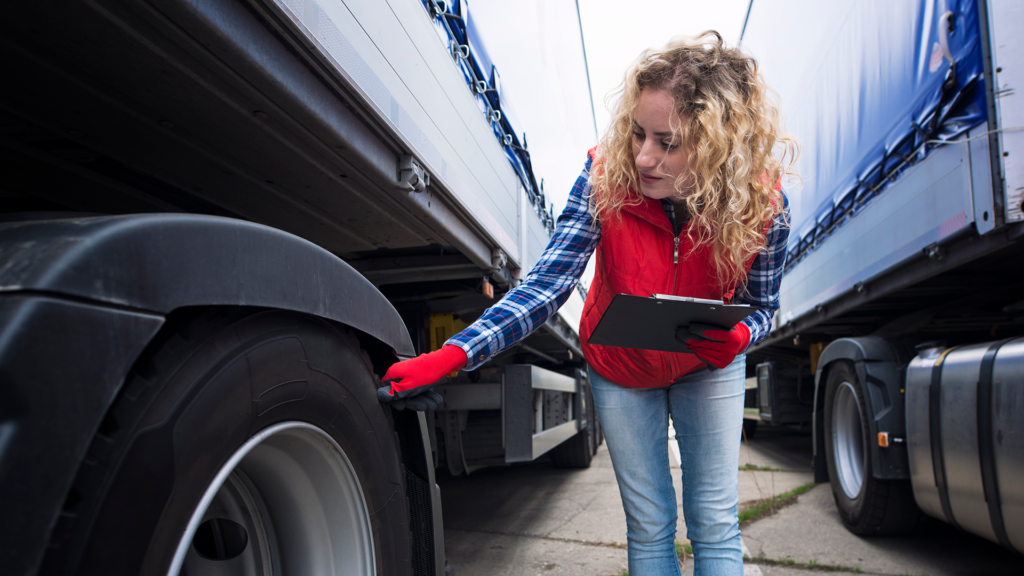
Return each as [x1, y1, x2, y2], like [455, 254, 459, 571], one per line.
[743, 418, 759, 440]
[823, 361, 922, 535]
[551, 383, 598, 468]
[550, 427, 594, 468]
[41, 308, 411, 576]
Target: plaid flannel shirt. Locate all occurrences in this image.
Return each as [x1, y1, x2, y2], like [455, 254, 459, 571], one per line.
[448, 155, 791, 371]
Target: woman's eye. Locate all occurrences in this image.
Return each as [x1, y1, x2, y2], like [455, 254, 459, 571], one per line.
[632, 131, 645, 141]
[661, 141, 679, 151]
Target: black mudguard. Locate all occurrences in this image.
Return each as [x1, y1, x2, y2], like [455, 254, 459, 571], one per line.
[0, 214, 417, 575]
[0, 214, 414, 355]
[813, 336, 915, 483]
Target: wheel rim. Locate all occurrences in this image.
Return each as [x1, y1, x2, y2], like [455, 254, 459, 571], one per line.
[168, 422, 376, 576]
[832, 381, 866, 499]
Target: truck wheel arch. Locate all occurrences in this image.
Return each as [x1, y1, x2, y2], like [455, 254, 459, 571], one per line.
[812, 337, 914, 483]
[0, 213, 415, 358]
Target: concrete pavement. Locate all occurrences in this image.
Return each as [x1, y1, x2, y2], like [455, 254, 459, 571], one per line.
[742, 482, 1023, 575]
[439, 425, 1024, 575]
[438, 447, 630, 576]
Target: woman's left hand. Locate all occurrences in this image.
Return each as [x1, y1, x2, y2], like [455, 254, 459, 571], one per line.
[685, 323, 751, 369]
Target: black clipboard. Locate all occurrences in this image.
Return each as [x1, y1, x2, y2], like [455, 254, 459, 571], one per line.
[588, 294, 757, 354]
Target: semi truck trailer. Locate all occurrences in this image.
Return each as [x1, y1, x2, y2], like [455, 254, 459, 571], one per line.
[741, 0, 1023, 552]
[0, 1, 598, 575]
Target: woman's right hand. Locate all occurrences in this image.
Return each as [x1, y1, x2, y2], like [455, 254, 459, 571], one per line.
[377, 345, 468, 410]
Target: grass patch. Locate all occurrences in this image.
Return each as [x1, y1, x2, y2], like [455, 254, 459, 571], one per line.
[745, 555, 864, 572]
[738, 463, 785, 472]
[738, 482, 816, 526]
[675, 540, 692, 556]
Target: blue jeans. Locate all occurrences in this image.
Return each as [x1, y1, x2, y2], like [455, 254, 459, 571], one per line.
[589, 355, 745, 576]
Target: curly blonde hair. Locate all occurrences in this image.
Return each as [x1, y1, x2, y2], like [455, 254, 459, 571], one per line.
[590, 31, 797, 289]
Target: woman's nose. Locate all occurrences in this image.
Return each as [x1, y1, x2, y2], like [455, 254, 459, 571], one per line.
[635, 141, 659, 170]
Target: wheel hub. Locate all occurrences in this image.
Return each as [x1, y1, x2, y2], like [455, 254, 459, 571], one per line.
[168, 422, 376, 576]
[832, 381, 866, 499]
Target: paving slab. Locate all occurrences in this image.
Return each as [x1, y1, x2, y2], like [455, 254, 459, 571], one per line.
[443, 528, 628, 576]
[737, 425, 814, 472]
[742, 482, 1024, 575]
[743, 566, 861, 576]
[439, 447, 627, 545]
[439, 447, 632, 576]
[737, 469, 812, 508]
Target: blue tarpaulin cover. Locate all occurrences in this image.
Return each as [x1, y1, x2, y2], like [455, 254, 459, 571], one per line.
[741, 0, 987, 269]
[423, 0, 556, 233]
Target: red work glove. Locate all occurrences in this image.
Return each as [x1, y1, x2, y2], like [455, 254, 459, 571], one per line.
[685, 322, 751, 370]
[377, 345, 468, 410]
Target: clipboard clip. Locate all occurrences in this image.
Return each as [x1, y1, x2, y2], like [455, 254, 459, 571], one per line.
[675, 323, 728, 372]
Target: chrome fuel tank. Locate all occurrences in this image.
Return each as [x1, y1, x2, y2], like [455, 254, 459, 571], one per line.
[906, 338, 1024, 552]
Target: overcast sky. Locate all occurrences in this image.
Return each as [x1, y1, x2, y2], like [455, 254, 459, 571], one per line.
[578, 0, 751, 142]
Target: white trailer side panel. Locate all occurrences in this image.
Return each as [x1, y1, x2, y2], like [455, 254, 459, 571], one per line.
[269, 0, 523, 263]
[990, 0, 1024, 223]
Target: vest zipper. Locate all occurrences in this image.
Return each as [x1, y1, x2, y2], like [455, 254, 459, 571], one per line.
[671, 234, 681, 294]
[669, 233, 683, 379]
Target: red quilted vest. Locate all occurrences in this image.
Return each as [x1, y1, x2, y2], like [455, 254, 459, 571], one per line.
[580, 147, 768, 388]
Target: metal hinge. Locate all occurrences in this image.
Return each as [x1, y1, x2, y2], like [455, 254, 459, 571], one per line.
[398, 155, 429, 192]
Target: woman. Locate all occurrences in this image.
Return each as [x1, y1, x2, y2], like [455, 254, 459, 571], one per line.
[379, 31, 796, 575]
